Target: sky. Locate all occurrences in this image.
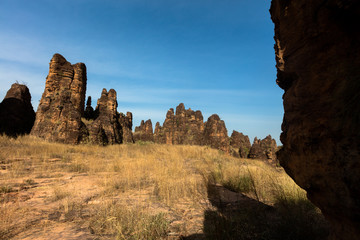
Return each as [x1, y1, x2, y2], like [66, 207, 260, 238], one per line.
[0, 0, 284, 144]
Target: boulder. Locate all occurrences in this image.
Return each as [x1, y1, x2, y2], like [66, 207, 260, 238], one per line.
[31, 53, 87, 144]
[203, 114, 230, 153]
[271, 0, 360, 238]
[0, 83, 35, 136]
[229, 130, 251, 158]
[248, 135, 277, 164]
[134, 119, 154, 142]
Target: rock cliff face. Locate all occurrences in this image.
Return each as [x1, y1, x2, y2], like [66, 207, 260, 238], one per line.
[230, 130, 251, 158]
[31, 54, 87, 144]
[119, 112, 134, 143]
[154, 103, 204, 145]
[203, 114, 230, 153]
[134, 119, 154, 142]
[271, 0, 360, 239]
[248, 135, 277, 164]
[85, 89, 122, 145]
[0, 83, 35, 136]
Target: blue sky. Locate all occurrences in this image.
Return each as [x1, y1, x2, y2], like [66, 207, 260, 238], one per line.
[0, 0, 283, 144]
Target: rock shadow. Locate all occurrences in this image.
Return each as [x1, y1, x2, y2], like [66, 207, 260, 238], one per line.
[182, 184, 329, 240]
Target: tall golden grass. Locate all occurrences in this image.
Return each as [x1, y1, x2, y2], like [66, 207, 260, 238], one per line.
[0, 135, 328, 239]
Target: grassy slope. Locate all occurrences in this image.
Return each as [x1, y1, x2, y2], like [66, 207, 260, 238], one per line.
[0, 135, 329, 239]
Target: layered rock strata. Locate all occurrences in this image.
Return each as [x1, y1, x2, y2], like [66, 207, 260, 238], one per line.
[32, 53, 133, 145]
[230, 130, 251, 158]
[0, 83, 36, 136]
[271, 0, 360, 238]
[134, 119, 154, 142]
[31, 54, 87, 144]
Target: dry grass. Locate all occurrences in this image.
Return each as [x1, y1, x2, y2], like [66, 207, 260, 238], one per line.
[0, 135, 329, 239]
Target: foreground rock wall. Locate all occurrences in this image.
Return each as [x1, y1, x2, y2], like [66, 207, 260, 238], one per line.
[31, 54, 87, 144]
[0, 83, 35, 136]
[271, 0, 360, 239]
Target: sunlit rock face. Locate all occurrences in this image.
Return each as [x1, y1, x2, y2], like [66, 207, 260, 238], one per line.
[119, 112, 134, 143]
[134, 119, 154, 142]
[203, 114, 230, 153]
[271, 0, 360, 239]
[0, 83, 35, 136]
[85, 88, 123, 145]
[154, 103, 205, 145]
[31, 53, 87, 144]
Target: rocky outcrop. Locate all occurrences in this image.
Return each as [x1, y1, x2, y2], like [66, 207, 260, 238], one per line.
[31, 53, 87, 144]
[248, 135, 277, 164]
[271, 0, 360, 239]
[230, 131, 251, 158]
[119, 112, 134, 143]
[154, 103, 205, 145]
[84, 89, 122, 145]
[134, 119, 154, 142]
[0, 83, 35, 136]
[84, 96, 95, 120]
[203, 114, 230, 153]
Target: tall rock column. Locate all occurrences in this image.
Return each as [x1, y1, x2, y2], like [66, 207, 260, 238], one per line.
[31, 54, 87, 144]
[85, 89, 122, 145]
[271, 0, 360, 239]
[119, 112, 134, 143]
[203, 114, 230, 153]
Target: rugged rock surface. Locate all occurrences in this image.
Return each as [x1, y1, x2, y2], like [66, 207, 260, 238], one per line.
[248, 135, 277, 164]
[134, 119, 154, 142]
[85, 89, 122, 145]
[0, 83, 36, 136]
[31, 53, 87, 144]
[119, 112, 134, 143]
[84, 96, 95, 120]
[154, 103, 205, 145]
[271, 0, 360, 239]
[229, 131, 251, 158]
[203, 114, 230, 153]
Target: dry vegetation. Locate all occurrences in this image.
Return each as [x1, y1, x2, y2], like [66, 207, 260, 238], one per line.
[0, 135, 329, 239]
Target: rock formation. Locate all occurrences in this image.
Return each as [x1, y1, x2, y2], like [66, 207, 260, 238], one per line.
[119, 112, 134, 143]
[84, 96, 95, 120]
[0, 83, 35, 136]
[84, 89, 122, 145]
[248, 135, 277, 164]
[32, 53, 134, 145]
[154, 103, 205, 145]
[271, 0, 360, 238]
[203, 114, 230, 153]
[229, 130, 251, 158]
[134, 119, 154, 142]
[31, 53, 87, 144]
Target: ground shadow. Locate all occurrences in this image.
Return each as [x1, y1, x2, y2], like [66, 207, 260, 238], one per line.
[182, 184, 329, 240]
